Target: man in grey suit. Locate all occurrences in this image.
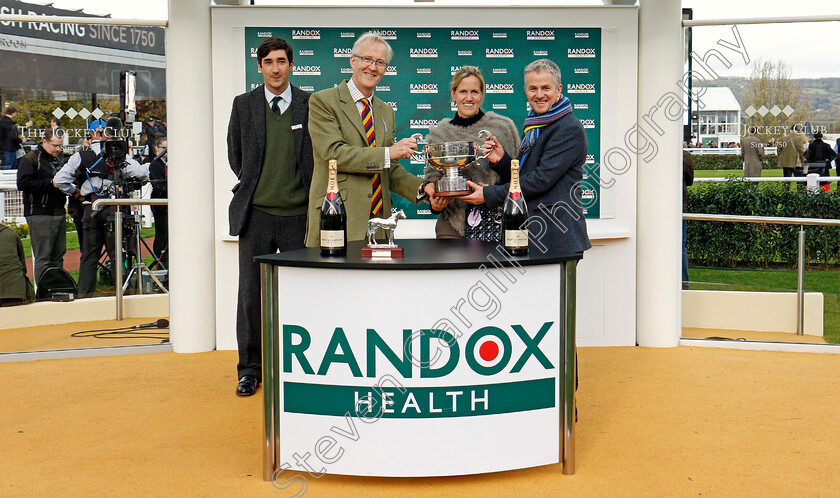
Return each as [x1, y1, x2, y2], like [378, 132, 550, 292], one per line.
[741, 127, 765, 178]
[227, 37, 313, 396]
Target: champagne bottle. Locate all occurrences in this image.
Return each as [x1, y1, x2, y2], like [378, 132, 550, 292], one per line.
[320, 159, 347, 256]
[501, 159, 529, 256]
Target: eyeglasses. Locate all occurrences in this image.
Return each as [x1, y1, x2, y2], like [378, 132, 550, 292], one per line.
[354, 55, 387, 70]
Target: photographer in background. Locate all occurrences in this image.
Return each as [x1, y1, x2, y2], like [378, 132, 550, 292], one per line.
[53, 117, 148, 298]
[16, 128, 67, 287]
[149, 136, 168, 270]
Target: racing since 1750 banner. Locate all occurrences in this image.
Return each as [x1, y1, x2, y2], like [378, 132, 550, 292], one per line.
[244, 27, 601, 219]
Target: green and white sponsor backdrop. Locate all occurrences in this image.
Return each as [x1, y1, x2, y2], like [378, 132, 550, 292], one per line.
[274, 265, 562, 476]
[244, 27, 601, 219]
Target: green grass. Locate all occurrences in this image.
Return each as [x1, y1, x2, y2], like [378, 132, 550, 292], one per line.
[694, 168, 784, 178]
[56, 255, 161, 297]
[21, 227, 155, 259]
[24, 226, 159, 297]
[689, 266, 840, 343]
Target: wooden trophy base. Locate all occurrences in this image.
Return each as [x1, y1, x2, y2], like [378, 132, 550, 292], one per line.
[434, 189, 472, 197]
[361, 246, 404, 258]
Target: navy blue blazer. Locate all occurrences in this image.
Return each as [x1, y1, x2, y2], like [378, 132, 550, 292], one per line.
[483, 112, 591, 254]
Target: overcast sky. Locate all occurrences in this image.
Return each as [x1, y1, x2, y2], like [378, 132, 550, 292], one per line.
[43, 0, 839, 78]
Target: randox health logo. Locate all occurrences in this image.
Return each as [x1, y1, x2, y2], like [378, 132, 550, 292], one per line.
[410, 83, 438, 94]
[567, 83, 596, 94]
[451, 30, 479, 40]
[410, 118, 439, 129]
[292, 66, 321, 76]
[280, 323, 557, 418]
[527, 30, 555, 40]
[373, 29, 397, 40]
[410, 48, 438, 58]
[292, 29, 320, 40]
[486, 48, 514, 58]
[568, 48, 597, 58]
[485, 83, 514, 94]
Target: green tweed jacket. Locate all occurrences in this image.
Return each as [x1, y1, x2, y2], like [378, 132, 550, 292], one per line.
[305, 80, 423, 247]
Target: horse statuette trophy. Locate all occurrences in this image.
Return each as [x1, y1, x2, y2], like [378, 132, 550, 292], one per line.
[361, 209, 406, 258]
[411, 129, 493, 196]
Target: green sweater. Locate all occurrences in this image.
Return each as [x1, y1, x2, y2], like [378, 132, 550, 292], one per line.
[252, 101, 308, 216]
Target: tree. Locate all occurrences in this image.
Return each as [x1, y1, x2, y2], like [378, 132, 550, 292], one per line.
[741, 59, 809, 142]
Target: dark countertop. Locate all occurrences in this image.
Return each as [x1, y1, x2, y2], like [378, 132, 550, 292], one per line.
[255, 239, 582, 270]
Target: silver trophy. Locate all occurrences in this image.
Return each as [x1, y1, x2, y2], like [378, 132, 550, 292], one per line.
[411, 130, 493, 197]
[362, 209, 406, 258]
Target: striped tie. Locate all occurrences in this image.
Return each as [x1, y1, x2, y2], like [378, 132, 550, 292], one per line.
[361, 98, 383, 216]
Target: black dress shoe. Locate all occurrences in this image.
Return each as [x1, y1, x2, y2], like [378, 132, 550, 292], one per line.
[236, 375, 260, 396]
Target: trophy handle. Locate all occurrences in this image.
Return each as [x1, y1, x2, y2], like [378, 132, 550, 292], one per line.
[410, 133, 427, 164]
[477, 129, 493, 160]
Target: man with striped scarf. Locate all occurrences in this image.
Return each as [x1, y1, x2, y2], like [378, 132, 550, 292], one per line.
[463, 59, 591, 255]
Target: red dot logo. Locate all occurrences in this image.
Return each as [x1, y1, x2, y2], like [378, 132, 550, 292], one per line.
[478, 340, 499, 362]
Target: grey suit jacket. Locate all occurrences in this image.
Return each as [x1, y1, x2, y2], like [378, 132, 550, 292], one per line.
[227, 84, 314, 236]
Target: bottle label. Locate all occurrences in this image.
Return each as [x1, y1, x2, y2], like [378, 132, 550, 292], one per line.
[505, 229, 529, 248]
[321, 230, 345, 248]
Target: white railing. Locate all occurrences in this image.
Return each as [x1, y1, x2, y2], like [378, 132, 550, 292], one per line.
[684, 211, 840, 336]
[684, 147, 778, 155]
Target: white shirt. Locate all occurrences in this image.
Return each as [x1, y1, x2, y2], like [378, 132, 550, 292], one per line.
[346, 78, 390, 169]
[264, 84, 292, 115]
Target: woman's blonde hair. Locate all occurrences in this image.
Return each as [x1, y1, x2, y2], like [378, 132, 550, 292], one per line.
[450, 65, 485, 94]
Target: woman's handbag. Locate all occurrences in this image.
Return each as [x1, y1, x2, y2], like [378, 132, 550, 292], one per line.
[463, 205, 502, 243]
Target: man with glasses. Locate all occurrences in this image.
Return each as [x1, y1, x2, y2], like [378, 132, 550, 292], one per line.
[304, 32, 442, 247]
[16, 128, 68, 287]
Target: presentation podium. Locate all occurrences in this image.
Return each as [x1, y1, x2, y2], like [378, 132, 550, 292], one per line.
[256, 239, 581, 479]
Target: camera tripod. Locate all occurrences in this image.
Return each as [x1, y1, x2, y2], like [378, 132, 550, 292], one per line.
[119, 202, 167, 295]
[96, 201, 167, 295]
